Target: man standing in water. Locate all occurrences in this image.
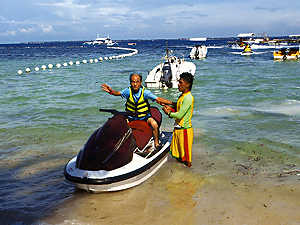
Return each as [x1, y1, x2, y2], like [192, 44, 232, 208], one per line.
[162, 72, 194, 167]
[101, 74, 172, 150]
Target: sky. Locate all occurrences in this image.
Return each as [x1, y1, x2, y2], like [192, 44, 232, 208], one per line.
[0, 0, 299, 44]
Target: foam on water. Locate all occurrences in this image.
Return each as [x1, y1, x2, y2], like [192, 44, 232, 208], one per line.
[254, 99, 300, 116]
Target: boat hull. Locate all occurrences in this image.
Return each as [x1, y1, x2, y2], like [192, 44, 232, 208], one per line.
[145, 60, 196, 89]
[241, 51, 253, 56]
[64, 132, 172, 192]
[190, 46, 208, 59]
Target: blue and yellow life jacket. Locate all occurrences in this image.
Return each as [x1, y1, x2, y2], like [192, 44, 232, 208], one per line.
[125, 86, 150, 118]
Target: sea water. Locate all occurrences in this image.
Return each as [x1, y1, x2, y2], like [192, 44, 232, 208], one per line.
[0, 39, 300, 224]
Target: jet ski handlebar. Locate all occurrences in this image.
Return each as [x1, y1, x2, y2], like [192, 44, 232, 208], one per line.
[99, 108, 135, 117]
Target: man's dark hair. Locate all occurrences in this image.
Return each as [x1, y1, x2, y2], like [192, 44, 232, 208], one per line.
[129, 74, 142, 82]
[180, 72, 194, 90]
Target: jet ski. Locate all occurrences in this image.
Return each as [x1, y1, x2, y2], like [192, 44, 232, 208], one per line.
[64, 107, 172, 192]
[241, 44, 253, 56]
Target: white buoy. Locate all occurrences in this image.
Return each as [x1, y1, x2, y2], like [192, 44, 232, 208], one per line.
[42, 65, 46, 70]
[94, 59, 98, 62]
[56, 63, 61, 68]
[63, 63, 68, 67]
[99, 57, 103, 61]
[35, 67, 39, 71]
[18, 70, 23, 75]
[83, 60, 87, 64]
[109, 56, 113, 60]
[112, 56, 116, 59]
[104, 57, 108, 60]
[69, 61, 73, 66]
[25, 68, 30, 73]
[48, 64, 53, 69]
[89, 59, 93, 63]
[76, 61, 80, 65]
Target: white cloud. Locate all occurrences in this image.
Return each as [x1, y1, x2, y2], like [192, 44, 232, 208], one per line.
[1, 30, 16, 36]
[37, 0, 90, 9]
[18, 28, 34, 33]
[41, 25, 54, 33]
[0, 0, 300, 43]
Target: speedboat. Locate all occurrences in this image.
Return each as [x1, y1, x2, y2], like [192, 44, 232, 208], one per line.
[145, 42, 196, 89]
[190, 45, 208, 59]
[64, 107, 172, 192]
[273, 47, 300, 60]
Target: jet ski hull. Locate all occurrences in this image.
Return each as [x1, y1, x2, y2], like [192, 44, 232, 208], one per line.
[64, 132, 172, 192]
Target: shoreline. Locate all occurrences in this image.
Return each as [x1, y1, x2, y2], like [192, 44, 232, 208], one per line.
[42, 154, 300, 224]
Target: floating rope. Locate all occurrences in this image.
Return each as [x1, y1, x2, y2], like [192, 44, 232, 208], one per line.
[17, 47, 138, 75]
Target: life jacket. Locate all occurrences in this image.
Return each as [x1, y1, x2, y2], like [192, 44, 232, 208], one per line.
[125, 86, 151, 118]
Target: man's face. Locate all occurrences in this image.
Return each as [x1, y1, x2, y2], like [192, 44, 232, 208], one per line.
[130, 75, 142, 92]
[178, 78, 190, 93]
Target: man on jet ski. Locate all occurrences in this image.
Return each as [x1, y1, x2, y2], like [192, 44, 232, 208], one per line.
[101, 74, 172, 149]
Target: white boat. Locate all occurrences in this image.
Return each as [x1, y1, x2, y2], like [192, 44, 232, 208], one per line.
[145, 42, 196, 89]
[84, 35, 118, 46]
[230, 33, 271, 49]
[190, 45, 207, 59]
[189, 37, 207, 42]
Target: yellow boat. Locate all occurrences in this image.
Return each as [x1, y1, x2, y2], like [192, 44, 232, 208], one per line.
[273, 47, 300, 60]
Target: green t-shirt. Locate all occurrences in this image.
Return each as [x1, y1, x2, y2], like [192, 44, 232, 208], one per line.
[170, 91, 194, 129]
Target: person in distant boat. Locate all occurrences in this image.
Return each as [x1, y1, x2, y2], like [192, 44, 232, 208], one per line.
[101, 74, 172, 150]
[195, 45, 200, 58]
[162, 72, 194, 167]
[243, 43, 252, 53]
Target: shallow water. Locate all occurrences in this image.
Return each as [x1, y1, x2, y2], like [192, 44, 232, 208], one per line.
[0, 39, 300, 224]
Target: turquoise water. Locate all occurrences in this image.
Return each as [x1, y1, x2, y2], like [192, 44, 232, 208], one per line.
[1, 40, 300, 224]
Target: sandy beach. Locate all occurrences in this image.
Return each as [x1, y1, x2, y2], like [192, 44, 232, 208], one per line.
[43, 139, 300, 225]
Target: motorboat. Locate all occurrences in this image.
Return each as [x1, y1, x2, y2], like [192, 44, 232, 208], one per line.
[189, 37, 207, 59]
[83, 35, 118, 46]
[273, 47, 300, 60]
[229, 33, 271, 49]
[190, 45, 208, 59]
[64, 107, 172, 192]
[145, 42, 196, 89]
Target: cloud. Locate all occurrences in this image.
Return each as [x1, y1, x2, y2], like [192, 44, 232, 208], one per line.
[41, 25, 54, 33]
[36, 0, 91, 21]
[37, 0, 90, 9]
[1, 0, 300, 43]
[254, 6, 278, 12]
[19, 28, 34, 33]
[1, 30, 16, 36]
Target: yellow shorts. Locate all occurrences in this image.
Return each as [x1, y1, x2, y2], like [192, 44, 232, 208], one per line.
[170, 127, 193, 163]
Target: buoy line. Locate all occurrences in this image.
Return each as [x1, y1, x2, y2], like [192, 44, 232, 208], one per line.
[18, 47, 138, 75]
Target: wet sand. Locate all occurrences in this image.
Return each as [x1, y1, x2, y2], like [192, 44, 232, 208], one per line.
[42, 142, 300, 225]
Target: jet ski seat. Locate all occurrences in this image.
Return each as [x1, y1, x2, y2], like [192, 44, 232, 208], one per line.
[128, 120, 152, 150]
